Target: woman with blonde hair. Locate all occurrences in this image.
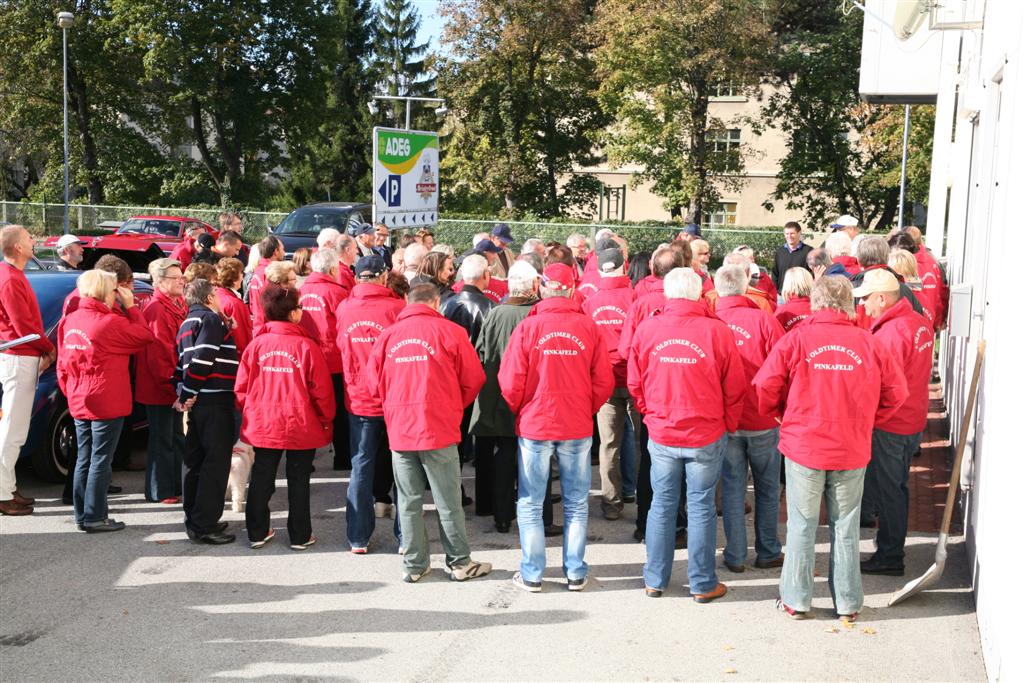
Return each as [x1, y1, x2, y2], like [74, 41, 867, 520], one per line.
[774, 267, 813, 332]
[292, 247, 313, 287]
[889, 248, 934, 324]
[58, 271, 154, 532]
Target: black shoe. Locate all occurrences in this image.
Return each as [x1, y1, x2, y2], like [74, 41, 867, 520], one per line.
[622, 495, 636, 504]
[107, 485, 123, 494]
[186, 521, 229, 540]
[495, 521, 511, 533]
[82, 518, 126, 533]
[544, 524, 563, 537]
[633, 528, 645, 542]
[462, 494, 474, 507]
[549, 494, 562, 505]
[860, 558, 905, 576]
[197, 531, 236, 545]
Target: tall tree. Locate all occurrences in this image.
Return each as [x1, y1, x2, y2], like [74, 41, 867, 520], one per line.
[758, 4, 932, 230]
[593, 0, 774, 223]
[371, 0, 435, 129]
[438, 0, 607, 216]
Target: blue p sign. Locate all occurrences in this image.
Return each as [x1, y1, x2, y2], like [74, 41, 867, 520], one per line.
[378, 174, 402, 207]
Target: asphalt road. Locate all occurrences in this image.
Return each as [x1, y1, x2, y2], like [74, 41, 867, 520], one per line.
[0, 454, 986, 681]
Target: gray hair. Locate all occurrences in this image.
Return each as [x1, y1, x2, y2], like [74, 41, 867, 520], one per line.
[472, 232, 490, 247]
[855, 236, 889, 267]
[518, 252, 543, 272]
[521, 238, 544, 255]
[404, 242, 428, 269]
[460, 254, 488, 282]
[806, 248, 831, 270]
[148, 257, 182, 284]
[508, 262, 539, 296]
[594, 228, 615, 243]
[184, 278, 216, 307]
[540, 285, 572, 299]
[810, 275, 855, 317]
[714, 264, 749, 297]
[566, 233, 588, 248]
[663, 267, 702, 301]
[825, 231, 853, 259]
[722, 252, 748, 268]
[317, 228, 341, 249]
[310, 247, 339, 274]
[782, 267, 813, 299]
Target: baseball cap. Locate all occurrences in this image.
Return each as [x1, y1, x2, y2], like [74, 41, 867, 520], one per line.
[830, 215, 859, 230]
[56, 234, 83, 249]
[354, 254, 386, 279]
[472, 239, 502, 254]
[507, 260, 539, 282]
[491, 223, 513, 245]
[597, 248, 624, 273]
[541, 263, 575, 291]
[196, 233, 216, 249]
[681, 223, 702, 237]
[595, 238, 618, 252]
[352, 222, 375, 237]
[851, 269, 900, 298]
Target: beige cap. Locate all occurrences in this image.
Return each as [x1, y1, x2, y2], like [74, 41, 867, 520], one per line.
[851, 269, 900, 298]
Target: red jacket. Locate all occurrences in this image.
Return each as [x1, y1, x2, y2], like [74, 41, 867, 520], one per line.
[498, 297, 614, 441]
[135, 289, 188, 405]
[248, 258, 271, 329]
[169, 239, 195, 269]
[366, 304, 485, 451]
[577, 269, 601, 301]
[216, 287, 252, 356]
[870, 298, 934, 435]
[57, 298, 154, 420]
[774, 296, 811, 333]
[751, 272, 778, 309]
[298, 272, 349, 374]
[335, 283, 406, 416]
[634, 274, 660, 298]
[626, 298, 746, 448]
[832, 255, 862, 276]
[452, 277, 509, 305]
[714, 296, 785, 431]
[338, 264, 356, 298]
[0, 262, 54, 357]
[752, 309, 909, 470]
[617, 280, 666, 360]
[914, 249, 948, 328]
[235, 320, 335, 450]
[582, 275, 637, 388]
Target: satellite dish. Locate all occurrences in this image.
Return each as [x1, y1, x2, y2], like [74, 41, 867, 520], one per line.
[893, 0, 930, 40]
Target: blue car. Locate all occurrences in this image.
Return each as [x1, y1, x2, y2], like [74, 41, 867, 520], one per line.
[2, 258, 152, 482]
[269, 202, 371, 259]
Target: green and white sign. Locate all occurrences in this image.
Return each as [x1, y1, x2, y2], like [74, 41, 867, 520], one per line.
[372, 127, 439, 228]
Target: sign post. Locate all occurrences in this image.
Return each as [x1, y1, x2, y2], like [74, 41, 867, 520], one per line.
[372, 127, 439, 229]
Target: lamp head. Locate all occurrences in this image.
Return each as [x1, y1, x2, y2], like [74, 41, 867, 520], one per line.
[57, 11, 74, 29]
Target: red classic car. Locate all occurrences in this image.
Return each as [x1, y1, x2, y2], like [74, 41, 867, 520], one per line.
[44, 215, 218, 271]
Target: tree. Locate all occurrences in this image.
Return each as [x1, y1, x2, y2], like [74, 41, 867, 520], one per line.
[758, 3, 933, 230]
[593, 0, 774, 223]
[371, 0, 436, 130]
[437, 0, 607, 217]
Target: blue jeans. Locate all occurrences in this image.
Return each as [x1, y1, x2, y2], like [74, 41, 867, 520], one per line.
[73, 418, 125, 524]
[722, 429, 782, 566]
[780, 459, 865, 614]
[145, 404, 184, 501]
[347, 414, 385, 547]
[645, 435, 726, 594]
[517, 437, 592, 582]
[621, 412, 638, 498]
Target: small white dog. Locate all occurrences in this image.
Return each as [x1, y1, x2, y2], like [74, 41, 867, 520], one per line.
[226, 440, 255, 512]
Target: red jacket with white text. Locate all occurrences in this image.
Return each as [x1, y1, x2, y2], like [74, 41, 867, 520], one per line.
[626, 298, 746, 447]
[235, 320, 335, 450]
[617, 279, 666, 361]
[774, 296, 811, 333]
[335, 283, 406, 416]
[914, 248, 948, 329]
[366, 304, 485, 451]
[870, 298, 934, 435]
[752, 309, 908, 470]
[57, 298, 154, 420]
[582, 275, 637, 388]
[298, 272, 350, 374]
[714, 295, 786, 431]
[499, 297, 614, 441]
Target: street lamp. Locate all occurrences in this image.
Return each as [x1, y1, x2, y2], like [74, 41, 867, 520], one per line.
[369, 95, 446, 130]
[57, 11, 74, 235]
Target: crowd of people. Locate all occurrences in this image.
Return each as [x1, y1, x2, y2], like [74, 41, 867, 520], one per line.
[0, 213, 948, 620]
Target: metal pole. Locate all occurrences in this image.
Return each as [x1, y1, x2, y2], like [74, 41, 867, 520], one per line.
[62, 25, 70, 235]
[897, 104, 911, 230]
[405, 97, 411, 130]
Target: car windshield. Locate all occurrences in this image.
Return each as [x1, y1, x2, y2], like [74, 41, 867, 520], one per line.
[274, 208, 349, 235]
[117, 218, 180, 237]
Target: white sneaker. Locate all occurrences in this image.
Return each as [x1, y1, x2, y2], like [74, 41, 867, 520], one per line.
[449, 560, 492, 582]
[290, 535, 317, 551]
[403, 567, 431, 583]
[512, 571, 542, 593]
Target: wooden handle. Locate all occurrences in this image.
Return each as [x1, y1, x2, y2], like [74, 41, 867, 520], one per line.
[939, 339, 986, 534]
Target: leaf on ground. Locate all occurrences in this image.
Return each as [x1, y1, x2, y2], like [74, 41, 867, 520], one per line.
[156, 540, 170, 545]
[724, 668, 738, 674]
[841, 619, 854, 629]
[122, 609, 129, 616]
[825, 626, 840, 633]
[862, 627, 877, 635]
[724, 645, 734, 651]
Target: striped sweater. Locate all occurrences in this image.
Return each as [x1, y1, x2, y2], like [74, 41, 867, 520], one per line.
[175, 305, 238, 402]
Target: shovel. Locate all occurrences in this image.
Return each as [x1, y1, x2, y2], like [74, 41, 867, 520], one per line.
[0, 334, 41, 352]
[888, 339, 985, 607]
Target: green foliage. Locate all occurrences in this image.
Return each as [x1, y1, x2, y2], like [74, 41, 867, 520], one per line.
[371, 0, 438, 130]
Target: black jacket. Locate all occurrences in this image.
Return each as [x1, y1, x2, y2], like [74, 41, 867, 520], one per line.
[771, 242, 811, 286]
[444, 284, 494, 346]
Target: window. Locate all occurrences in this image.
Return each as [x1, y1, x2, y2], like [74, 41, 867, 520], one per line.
[702, 202, 738, 229]
[711, 82, 745, 98]
[708, 129, 741, 155]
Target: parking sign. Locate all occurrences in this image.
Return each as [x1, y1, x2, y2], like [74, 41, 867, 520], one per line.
[372, 127, 439, 228]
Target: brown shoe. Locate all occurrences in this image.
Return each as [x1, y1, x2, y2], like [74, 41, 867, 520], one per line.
[12, 490, 35, 506]
[0, 500, 33, 516]
[755, 554, 785, 569]
[693, 582, 728, 603]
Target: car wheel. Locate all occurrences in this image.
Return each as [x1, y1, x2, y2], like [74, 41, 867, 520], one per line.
[31, 399, 75, 483]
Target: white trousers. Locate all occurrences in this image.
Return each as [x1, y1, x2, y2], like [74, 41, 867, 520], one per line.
[0, 354, 39, 500]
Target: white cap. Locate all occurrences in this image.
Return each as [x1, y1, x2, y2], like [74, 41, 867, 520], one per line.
[831, 214, 859, 229]
[507, 259, 539, 281]
[56, 234, 83, 249]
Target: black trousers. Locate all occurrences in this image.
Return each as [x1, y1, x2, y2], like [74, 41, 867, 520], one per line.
[475, 435, 552, 527]
[331, 374, 351, 470]
[372, 425, 394, 504]
[183, 395, 234, 535]
[635, 423, 686, 534]
[246, 447, 314, 545]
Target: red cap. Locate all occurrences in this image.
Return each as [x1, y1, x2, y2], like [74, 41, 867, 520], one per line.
[542, 263, 575, 291]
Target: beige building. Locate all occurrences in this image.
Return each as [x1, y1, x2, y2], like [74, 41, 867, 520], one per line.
[573, 84, 805, 228]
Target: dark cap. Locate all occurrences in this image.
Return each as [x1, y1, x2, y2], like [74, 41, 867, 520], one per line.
[354, 254, 386, 279]
[353, 222, 375, 237]
[681, 223, 702, 237]
[491, 223, 513, 244]
[196, 233, 216, 249]
[473, 239, 502, 254]
[597, 248, 624, 273]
